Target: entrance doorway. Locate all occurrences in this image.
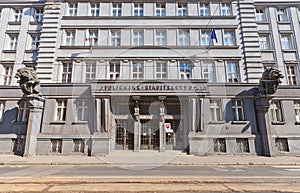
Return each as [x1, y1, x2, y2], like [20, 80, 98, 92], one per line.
[140, 120, 160, 150]
[115, 120, 134, 150]
[165, 120, 183, 150]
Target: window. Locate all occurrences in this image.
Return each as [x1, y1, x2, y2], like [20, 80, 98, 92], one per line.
[34, 8, 43, 22]
[180, 62, 191, 79]
[199, 3, 209, 16]
[31, 35, 40, 50]
[9, 34, 18, 50]
[275, 138, 289, 152]
[221, 3, 231, 16]
[277, 8, 287, 21]
[232, 99, 244, 121]
[62, 62, 72, 83]
[156, 62, 167, 79]
[0, 101, 5, 122]
[286, 65, 297, 85]
[270, 101, 283, 122]
[236, 138, 250, 153]
[51, 139, 62, 153]
[112, 3, 122, 16]
[65, 31, 75, 46]
[294, 101, 300, 123]
[226, 62, 239, 83]
[214, 138, 226, 153]
[134, 3, 143, 16]
[88, 30, 98, 46]
[109, 62, 120, 80]
[14, 9, 22, 22]
[202, 62, 214, 82]
[73, 139, 85, 153]
[178, 29, 189, 46]
[55, 100, 67, 121]
[210, 100, 222, 121]
[77, 99, 88, 121]
[281, 35, 292, 50]
[259, 35, 270, 50]
[255, 8, 265, 21]
[155, 30, 167, 46]
[178, 3, 187, 16]
[132, 62, 144, 79]
[111, 30, 121, 46]
[2, 65, 13, 85]
[69, 3, 78, 16]
[200, 30, 211, 46]
[85, 62, 96, 82]
[156, 3, 166, 16]
[223, 31, 235, 46]
[17, 101, 28, 122]
[91, 3, 100, 16]
[133, 30, 144, 46]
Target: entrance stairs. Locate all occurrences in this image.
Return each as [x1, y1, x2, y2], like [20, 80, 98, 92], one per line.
[97, 150, 186, 165]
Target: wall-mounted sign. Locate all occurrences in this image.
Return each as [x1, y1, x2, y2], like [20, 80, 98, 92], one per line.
[165, 123, 173, 133]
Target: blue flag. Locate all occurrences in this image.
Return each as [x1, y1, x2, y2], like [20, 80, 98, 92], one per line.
[211, 28, 218, 43]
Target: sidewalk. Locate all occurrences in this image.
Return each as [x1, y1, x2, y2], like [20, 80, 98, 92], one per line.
[1, 152, 300, 166]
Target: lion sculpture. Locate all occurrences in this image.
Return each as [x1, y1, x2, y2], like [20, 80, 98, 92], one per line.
[258, 67, 284, 95]
[15, 67, 41, 95]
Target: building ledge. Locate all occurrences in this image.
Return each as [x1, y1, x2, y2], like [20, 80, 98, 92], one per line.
[72, 121, 88, 125]
[209, 121, 226, 124]
[50, 121, 66, 125]
[231, 120, 249, 124]
[271, 121, 285, 125]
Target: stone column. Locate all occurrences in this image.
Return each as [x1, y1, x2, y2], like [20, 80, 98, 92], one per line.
[23, 96, 44, 157]
[159, 96, 166, 152]
[95, 98, 102, 133]
[133, 96, 140, 152]
[255, 95, 275, 156]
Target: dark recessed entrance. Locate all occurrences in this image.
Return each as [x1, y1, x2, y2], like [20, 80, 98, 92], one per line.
[140, 120, 160, 150]
[115, 120, 134, 150]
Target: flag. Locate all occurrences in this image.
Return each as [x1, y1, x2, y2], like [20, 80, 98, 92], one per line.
[85, 30, 90, 46]
[211, 28, 218, 44]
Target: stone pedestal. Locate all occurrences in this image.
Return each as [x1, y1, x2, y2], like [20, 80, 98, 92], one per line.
[23, 96, 44, 157]
[91, 132, 111, 155]
[255, 95, 274, 156]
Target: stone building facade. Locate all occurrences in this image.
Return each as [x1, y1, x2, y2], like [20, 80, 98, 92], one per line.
[0, 0, 299, 156]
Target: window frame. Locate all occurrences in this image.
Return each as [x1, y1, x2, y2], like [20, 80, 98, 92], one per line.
[177, 2, 188, 16]
[280, 34, 292, 50]
[155, 29, 167, 46]
[14, 9, 22, 22]
[201, 61, 215, 83]
[68, 3, 78, 16]
[76, 99, 89, 121]
[225, 61, 239, 83]
[156, 61, 167, 79]
[2, 64, 13, 86]
[232, 99, 244, 121]
[85, 62, 96, 82]
[90, 3, 100, 16]
[111, 29, 121, 46]
[17, 101, 28, 122]
[210, 99, 222, 122]
[109, 61, 120, 80]
[200, 30, 211, 46]
[221, 3, 231, 16]
[62, 62, 73, 83]
[34, 8, 43, 22]
[294, 101, 300, 123]
[31, 34, 40, 50]
[112, 3, 122, 16]
[198, 2, 209, 16]
[270, 101, 284, 123]
[132, 61, 144, 80]
[286, 65, 297, 85]
[65, 30, 75, 46]
[55, 100, 67, 122]
[0, 101, 5, 122]
[9, 34, 18, 50]
[255, 8, 265, 22]
[259, 34, 270, 50]
[133, 3, 144, 16]
[179, 62, 191, 79]
[155, 3, 166, 16]
[178, 29, 190, 46]
[223, 30, 235, 46]
[133, 29, 144, 46]
[277, 8, 287, 21]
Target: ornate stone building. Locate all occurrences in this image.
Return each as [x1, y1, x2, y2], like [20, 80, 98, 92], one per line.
[0, 0, 299, 156]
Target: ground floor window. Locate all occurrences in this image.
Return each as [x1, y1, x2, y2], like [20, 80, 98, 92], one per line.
[236, 138, 250, 153]
[73, 139, 85, 153]
[214, 138, 226, 153]
[275, 138, 289, 152]
[12, 138, 23, 155]
[51, 139, 62, 153]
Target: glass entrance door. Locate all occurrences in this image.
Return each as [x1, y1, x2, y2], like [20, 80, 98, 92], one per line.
[115, 120, 134, 150]
[140, 120, 159, 150]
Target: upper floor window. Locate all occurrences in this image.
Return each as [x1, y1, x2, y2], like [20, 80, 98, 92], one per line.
[286, 65, 297, 85]
[223, 30, 235, 46]
[62, 62, 72, 83]
[226, 61, 239, 83]
[2, 65, 13, 86]
[202, 62, 215, 82]
[31, 35, 40, 50]
[17, 101, 28, 122]
[133, 30, 144, 46]
[109, 62, 120, 80]
[232, 99, 244, 121]
[65, 31, 75, 46]
[178, 29, 190, 46]
[277, 8, 287, 21]
[0, 101, 4, 122]
[76, 99, 88, 121]
[156, 62, 167, 79]
[210, 99, 222, 121]
[200, 30, 211, 46]
[112, 3, 122, 16]
[178, 3, 188, 16]
[180, 62, 191, 79]
[111, 30, 121, 46]
[14, 9, 22, 22]
[34, 8, 43, 22]
[132, 62, 144, 79]
[9, 34, 18, 50]
[294, 101, 300, 123]
[255, 8, 265, 21]
[134, 3, 143, 16]
[270, 101, 283, 122]
[55, 100, 67, 121]
[199, 3, 209, 16]
[221, 3, 231, 16]
[91, 3, 100, 16]
[86, 30, 98, 46]
[69, 3, 78, 16]
[156, 3, 166, 16]
[281, 34, 292, 50]
[259, 35, 270, 50]
[155, 29, 167, 46]
[85, 62, 96, 82]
